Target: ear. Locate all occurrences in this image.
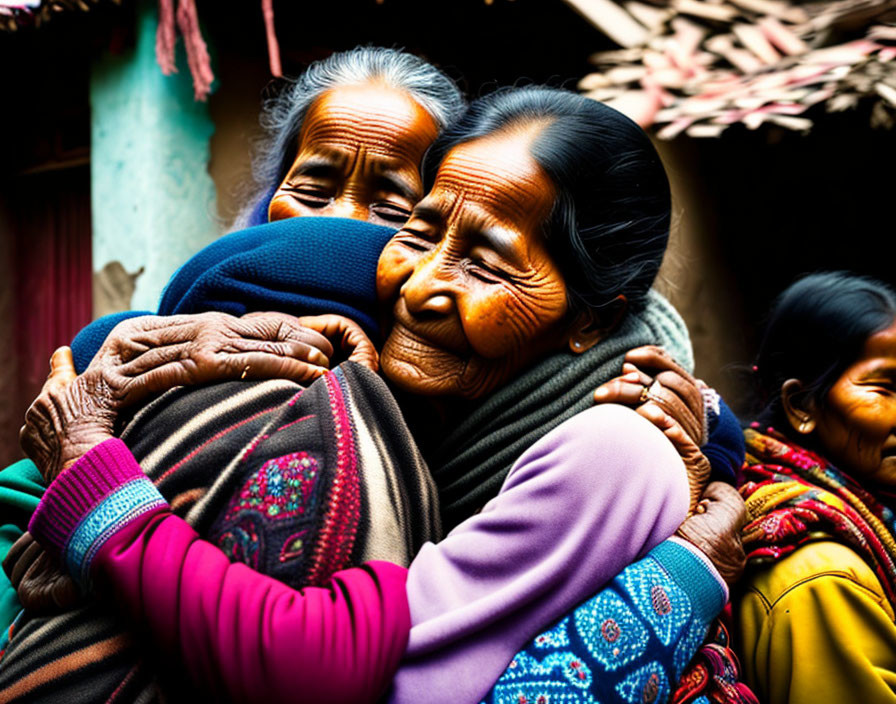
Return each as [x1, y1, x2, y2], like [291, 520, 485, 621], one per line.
[567, 296, 628, 354]
[781, 378, 816, 435]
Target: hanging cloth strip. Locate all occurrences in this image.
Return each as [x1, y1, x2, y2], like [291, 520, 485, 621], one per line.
[154, 0, 282, 100]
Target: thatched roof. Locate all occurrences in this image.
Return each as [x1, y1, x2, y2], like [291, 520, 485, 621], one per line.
[568, 0, 896, 136]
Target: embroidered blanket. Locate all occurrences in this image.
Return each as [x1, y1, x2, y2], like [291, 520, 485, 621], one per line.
[0, 363, 439, 703]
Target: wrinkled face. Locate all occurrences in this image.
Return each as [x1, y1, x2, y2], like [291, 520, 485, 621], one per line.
[268, 84, 439, 226]
[814, 318, 896, 487]
[376, 129, 573, 399]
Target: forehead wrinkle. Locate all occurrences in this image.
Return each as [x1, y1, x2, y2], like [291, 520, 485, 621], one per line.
[433, 126, 556, 222]
[857, 359, 896, 377]
[438, 142, 551, 201]
[300, 90, 437, 160]
[855, 323, 896, 374]
[291, 144, 417, 183]
[303, 107, 413, 143]
[438, 172, 547, 218]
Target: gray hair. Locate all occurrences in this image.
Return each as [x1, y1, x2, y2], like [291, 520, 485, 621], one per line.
[234, 46, 465, 228]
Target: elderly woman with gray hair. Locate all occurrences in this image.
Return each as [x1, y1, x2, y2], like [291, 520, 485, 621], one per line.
[235, 44, 465, 229]
[62, 45, 466, 366]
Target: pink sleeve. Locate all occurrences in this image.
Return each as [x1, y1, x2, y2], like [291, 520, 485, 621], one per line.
[28, 439, 410, 704]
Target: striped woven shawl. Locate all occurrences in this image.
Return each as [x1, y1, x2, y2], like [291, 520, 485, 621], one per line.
[0, 362, 439, 703]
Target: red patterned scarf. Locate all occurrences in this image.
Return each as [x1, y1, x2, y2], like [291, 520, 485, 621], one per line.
[740, 427, 896, 609]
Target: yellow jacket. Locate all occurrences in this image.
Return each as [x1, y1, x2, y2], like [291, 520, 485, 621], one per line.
[737, 540, 896, 704]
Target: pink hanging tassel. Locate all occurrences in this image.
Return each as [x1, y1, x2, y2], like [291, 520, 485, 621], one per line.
[261, 0, 282, 78]
[175, 0, 215, 101]
[155, 0, 176, 75]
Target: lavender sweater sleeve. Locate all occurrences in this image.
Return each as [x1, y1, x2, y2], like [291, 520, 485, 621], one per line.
[391, 404, 691, 704]
[28, 439, 411, 704]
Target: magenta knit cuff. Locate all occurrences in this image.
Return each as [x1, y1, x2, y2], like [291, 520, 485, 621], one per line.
[28, 438, 152, 560]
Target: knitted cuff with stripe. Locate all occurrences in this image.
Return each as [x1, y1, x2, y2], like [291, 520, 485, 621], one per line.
[653, 536, 728, 615]
[28, 438, 167, 586]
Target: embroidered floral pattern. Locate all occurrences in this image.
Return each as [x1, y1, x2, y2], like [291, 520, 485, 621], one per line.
[535, 619, 571, 649]
[213, 450, 322, 576]
[615, 662, 669, 704]
[483, 547, 724, 704]
[224, 452, 319, 522]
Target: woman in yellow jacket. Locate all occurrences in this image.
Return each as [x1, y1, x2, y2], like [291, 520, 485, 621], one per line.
[736, 271, 896, 703]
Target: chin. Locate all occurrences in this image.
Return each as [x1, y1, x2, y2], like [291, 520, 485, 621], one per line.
[874, 457, 896, 487]
[380, 357, 456, 396]
[379, 347, 456, 397]
[379, 330, 510, 400]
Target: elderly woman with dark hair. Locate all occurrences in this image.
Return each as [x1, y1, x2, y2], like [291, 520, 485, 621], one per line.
[736, 271, 896, 704]
[378, 86, 745, 704]
[3, 86, 744, 704]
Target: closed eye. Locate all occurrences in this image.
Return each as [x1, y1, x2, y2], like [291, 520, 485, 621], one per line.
[395, 228, 433, 252]
[468, 257, 505, 283]
[861, 378, 896, 394]
[371, 202, 412, 224]
[284, 186, 332, 208]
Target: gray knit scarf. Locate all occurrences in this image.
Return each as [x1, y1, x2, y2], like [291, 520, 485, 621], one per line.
[430, 289, 694, 530]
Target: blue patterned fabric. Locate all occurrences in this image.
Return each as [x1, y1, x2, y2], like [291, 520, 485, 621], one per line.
[482, 541, 725, 704]
[70, 217, 397, 373]
[65, 477, 166, 586]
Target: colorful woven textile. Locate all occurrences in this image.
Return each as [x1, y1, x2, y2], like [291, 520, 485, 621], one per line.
[740, 427, 896, 609]
[671, 619, 758, 704]
[0, 363, 439, 703]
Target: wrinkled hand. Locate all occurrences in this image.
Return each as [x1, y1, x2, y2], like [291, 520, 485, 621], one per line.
[20, 346, 106, 484]
[21, 312, 342, 483]
[2, 532, 81, 614]
[593, 345, 706, 446]
[263, 313, 378, 372]
[676, 482, 747, 586]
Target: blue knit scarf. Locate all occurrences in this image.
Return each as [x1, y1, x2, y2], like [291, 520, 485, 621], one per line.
[71, 217, 396, 372]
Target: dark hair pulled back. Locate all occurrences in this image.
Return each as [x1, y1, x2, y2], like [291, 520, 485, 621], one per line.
[755, 270, 896, 428]
[422, 86, 671, 318]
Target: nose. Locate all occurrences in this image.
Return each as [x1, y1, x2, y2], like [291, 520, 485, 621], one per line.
[400, 248, 457, 317]
[329, 195, 367, 222]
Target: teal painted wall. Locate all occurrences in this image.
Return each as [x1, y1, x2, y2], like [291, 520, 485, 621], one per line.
[90, 0, 219, 313]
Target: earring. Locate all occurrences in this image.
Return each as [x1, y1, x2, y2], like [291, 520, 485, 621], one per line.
[799, 420, 809, 432]
[572, 340, 582, 350]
